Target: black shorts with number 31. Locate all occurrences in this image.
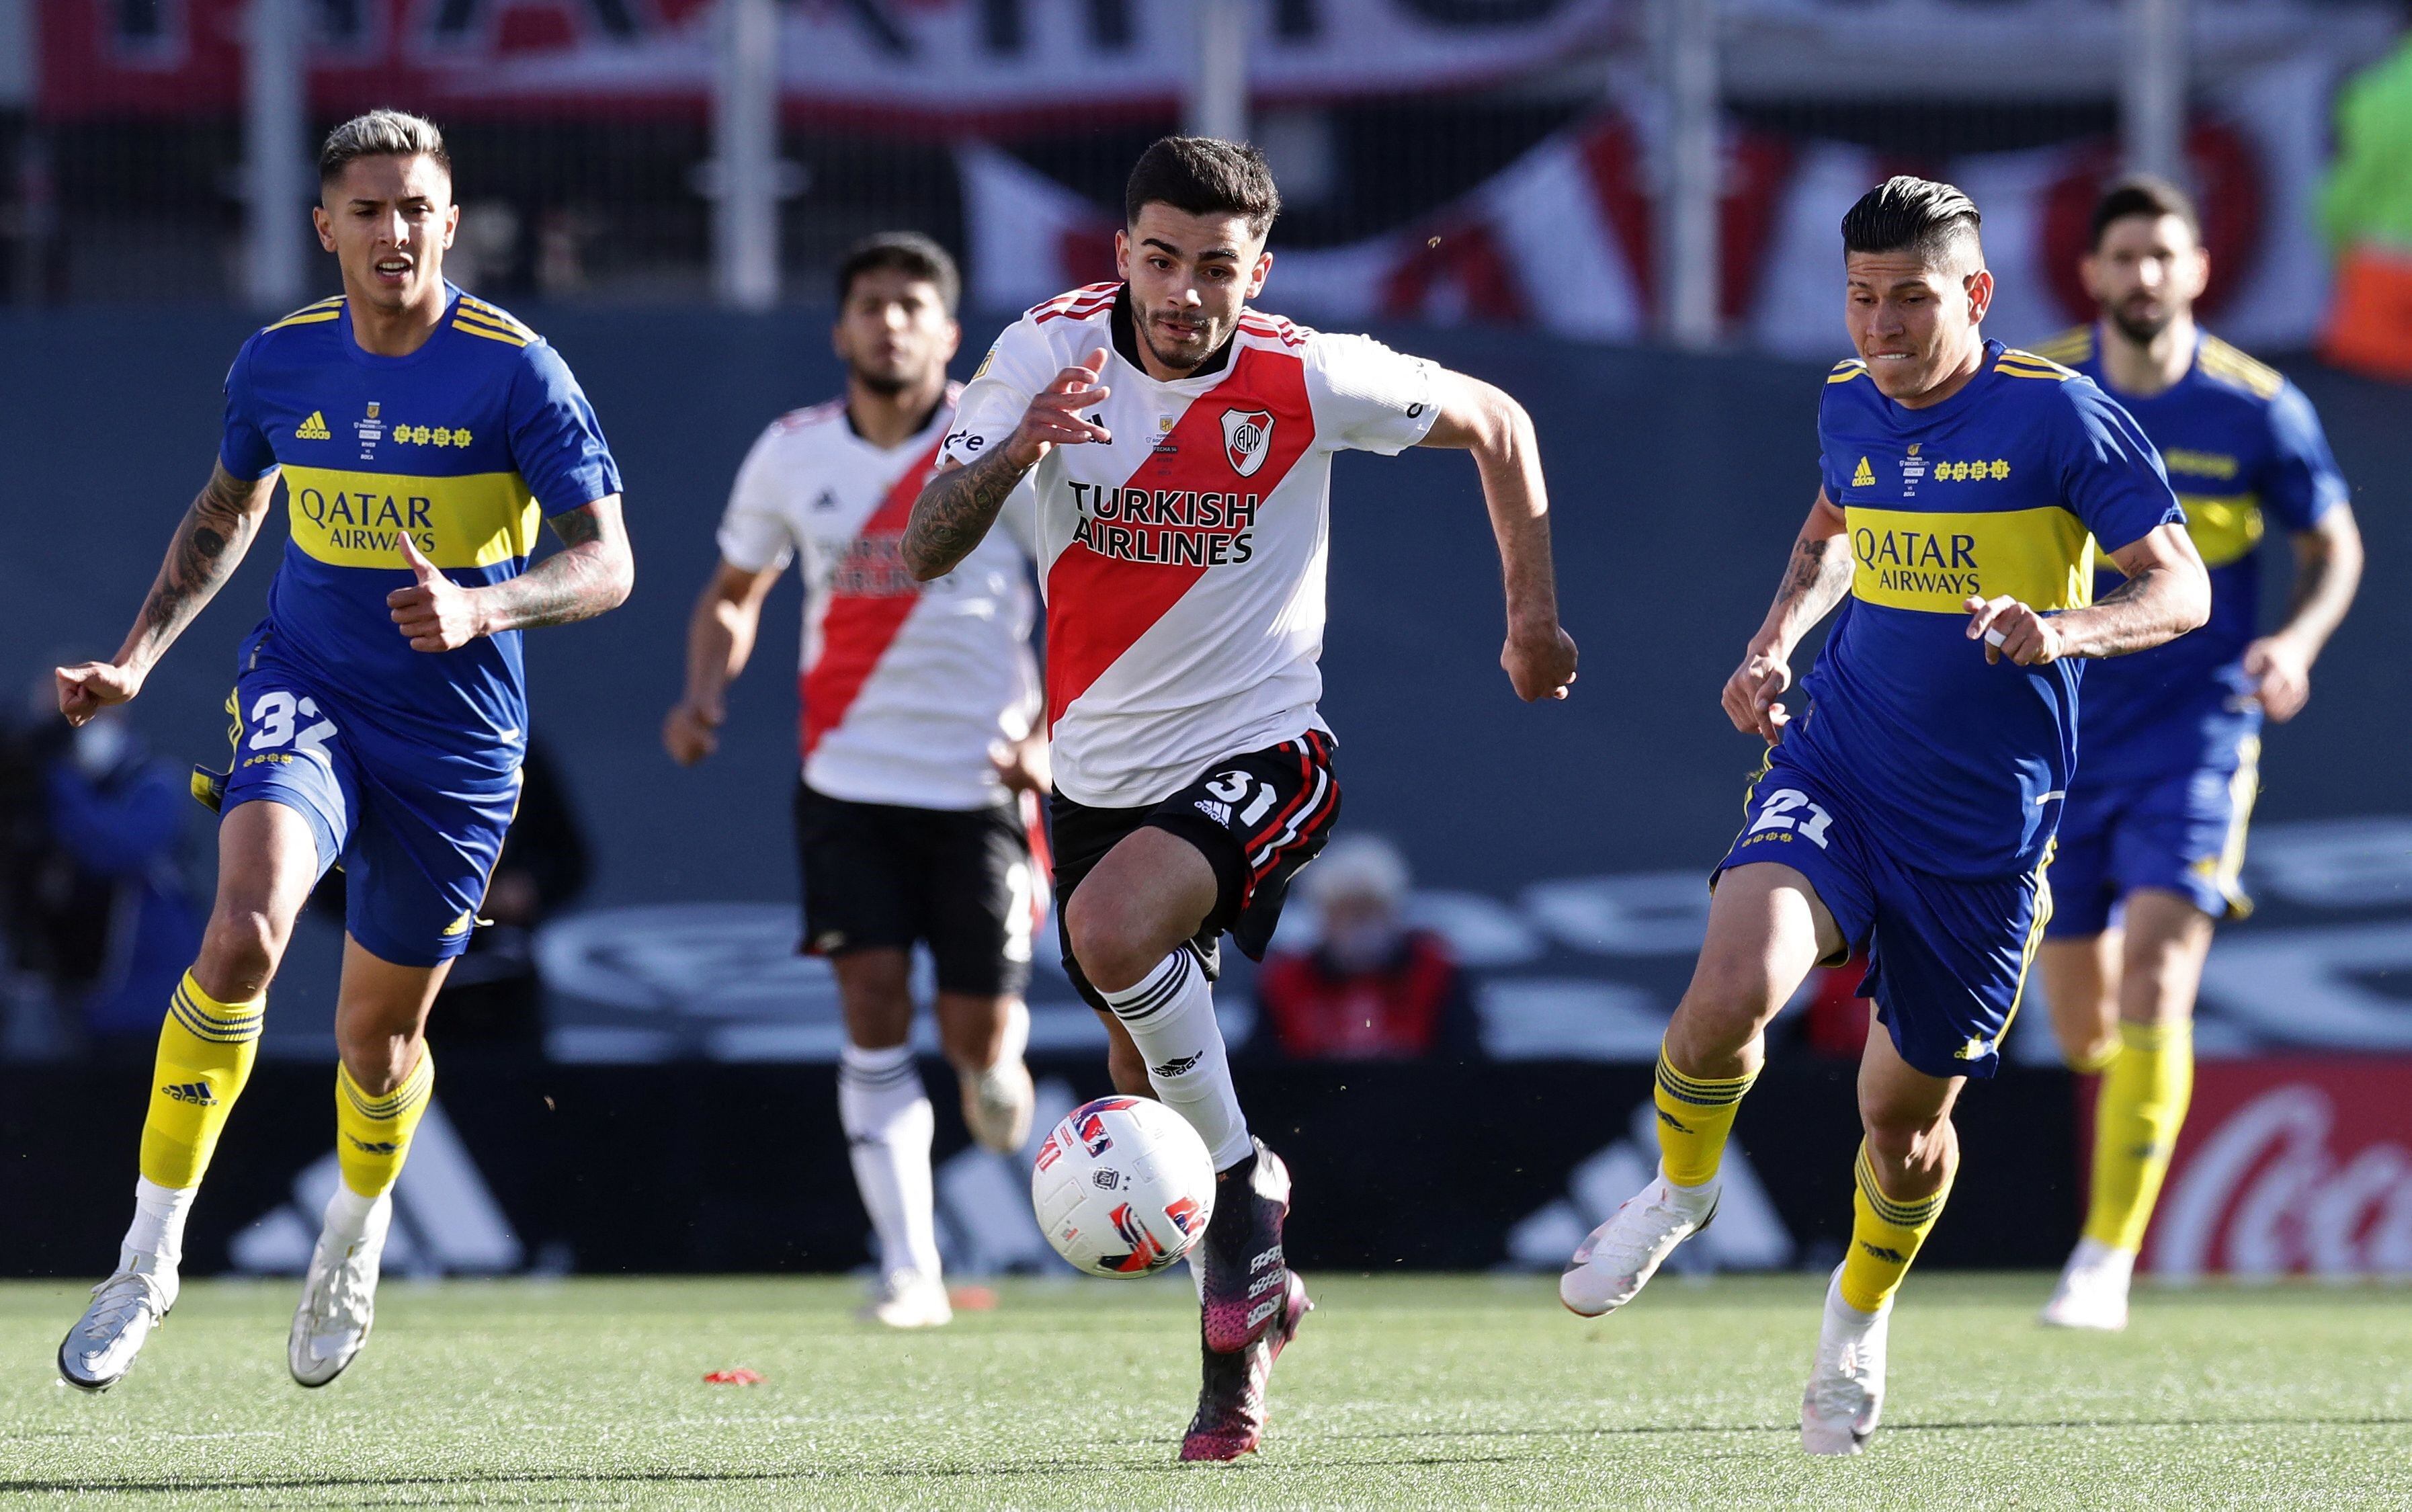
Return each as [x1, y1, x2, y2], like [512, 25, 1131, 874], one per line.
[1050, 731, 1341, 1013]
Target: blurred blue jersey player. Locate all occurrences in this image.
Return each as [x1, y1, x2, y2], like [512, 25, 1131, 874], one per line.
[2028, 179, 2362, 1333]
[52, 111, 632, 1396]
[1557, 177, 2210, 1456]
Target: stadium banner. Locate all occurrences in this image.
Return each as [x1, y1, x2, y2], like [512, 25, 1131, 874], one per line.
[0, 1058, 2075, 1278]
[2140, 1056, 2412, 1282]
[961, 62, 2336, 352]
[36, 0, 1616, 124]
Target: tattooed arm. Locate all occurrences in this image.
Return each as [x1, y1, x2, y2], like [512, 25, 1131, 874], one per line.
[386, 497, 634, 652]
[904, 449, 1042, 583]
[903, 345, 1114, 581]
[1720, 489, 1854, 742]
[1965, 520, 2208, 667]
[56, 462, 280, 726]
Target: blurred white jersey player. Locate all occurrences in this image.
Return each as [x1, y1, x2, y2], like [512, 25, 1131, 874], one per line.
[903, 137, 1578, 1460]
[665, 234, 1044, 1329]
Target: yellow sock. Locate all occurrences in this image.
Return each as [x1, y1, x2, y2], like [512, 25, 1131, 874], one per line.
[139, 972, 264, 1189]
[334, 1047, 435, 1198]
[1653, 1047, 1757, 1188]
[2082, 1020, 2193, 1253]
[1839, 1142, 1953, 1314]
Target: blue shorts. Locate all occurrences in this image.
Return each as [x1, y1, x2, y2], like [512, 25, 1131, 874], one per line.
[208, 636, 519, 968]
[1713, 751, 2050, 1080]
[2044, 737, 2258, 938]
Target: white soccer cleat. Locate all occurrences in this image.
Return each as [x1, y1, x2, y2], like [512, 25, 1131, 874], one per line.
[1560, 1165, 1719, 1317]
[860, 1270, 953, 1329]
[2040, 1236, 2134, 1331]
[1801, 1265, 1890, 1456]
[288, 1193, 392, 1388]
[962, 1056, 1035, 1155]
[57, 1250, 178, 1392]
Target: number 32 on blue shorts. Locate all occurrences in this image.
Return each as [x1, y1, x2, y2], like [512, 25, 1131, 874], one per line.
[208, 655, 519, 968]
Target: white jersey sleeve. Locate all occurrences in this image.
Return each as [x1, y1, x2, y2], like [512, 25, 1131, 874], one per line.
[715, 422, 798, 573]
[942, 310, 1071, 470]
[1306, 333, 1441, 456]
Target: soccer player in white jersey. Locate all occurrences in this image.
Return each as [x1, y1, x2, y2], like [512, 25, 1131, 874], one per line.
[664, 235, 1046, 1330]
[903, 137, 1579, 1461]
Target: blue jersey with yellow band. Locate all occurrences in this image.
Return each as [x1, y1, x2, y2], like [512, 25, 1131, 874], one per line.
[1794, 339, 2183, 879]
[218, 287, 620, 764]
[2031, 325, 2346, 785]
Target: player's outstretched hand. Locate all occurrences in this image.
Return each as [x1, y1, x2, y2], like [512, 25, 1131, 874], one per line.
[1722, 644, 1794, 742]
[389, 534, 487, 653]
[1963, 595, 2062, 666]
[1503, 622, 1578, 702]
[991, 732, 1052, 795]
[1003, 347, 1113, 469]
[2241, 634, 2313, 722]
[663, 700, 721, 765]
[55, 661, 142, 727]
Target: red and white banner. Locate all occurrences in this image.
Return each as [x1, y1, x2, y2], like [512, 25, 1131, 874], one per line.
[2145, 1058, 2412, 1280]
[39, 0, 1616, 125]
[964, 59, 2337, 353]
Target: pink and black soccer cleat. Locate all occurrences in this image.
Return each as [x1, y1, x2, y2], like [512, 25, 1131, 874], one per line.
[1180, 1269, 1311, 1462]
[1195, 1138, 1292, 1354]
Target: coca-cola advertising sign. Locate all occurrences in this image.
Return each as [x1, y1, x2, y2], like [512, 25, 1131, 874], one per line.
[2146, 1058, 2412, 1280]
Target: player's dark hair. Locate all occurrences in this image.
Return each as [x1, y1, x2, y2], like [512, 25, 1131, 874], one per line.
[1124, 136, 1282, 239]
[1841, 175, 1983, 268]
[835, 232, 961, 317]
[318, 109, 450, 187]
[2089, 175, 2200, 249]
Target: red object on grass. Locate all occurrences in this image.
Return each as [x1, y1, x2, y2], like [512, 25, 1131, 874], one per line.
[703, 1369, 764, 1386]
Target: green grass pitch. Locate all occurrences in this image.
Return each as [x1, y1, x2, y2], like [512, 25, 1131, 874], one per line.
[1, 1274, 2405, 1508]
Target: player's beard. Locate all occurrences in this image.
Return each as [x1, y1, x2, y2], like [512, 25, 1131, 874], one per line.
[2109, 299, 2175, 346]
[1141, 313, 1229, 375]
[854, 367, 912, 397]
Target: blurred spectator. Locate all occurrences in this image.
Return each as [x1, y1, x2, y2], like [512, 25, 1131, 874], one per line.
[0, 687, 203, 1052]
[308, 737, 590, 1048]
[2320, 36, 2412, 381]
[1253, 835, 1481, 1062]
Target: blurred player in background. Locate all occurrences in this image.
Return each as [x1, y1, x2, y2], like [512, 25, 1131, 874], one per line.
[906, 135, 1577, 1461]
[2030, 179, 2362, 1330]
[1559, 177, 2208, 1454]
[52, 110, 631, 1391]
[663, 234, 1044, 1331]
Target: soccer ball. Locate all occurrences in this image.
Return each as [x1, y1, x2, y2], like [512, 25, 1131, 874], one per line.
[1030, 1096, 1216, 1277]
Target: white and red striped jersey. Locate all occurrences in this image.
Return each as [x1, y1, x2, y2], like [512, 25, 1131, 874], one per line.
[718, 387, 1040, 811]
[942, 284, 1438, 808]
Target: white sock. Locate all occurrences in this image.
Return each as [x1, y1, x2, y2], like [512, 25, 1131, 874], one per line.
[321, 1183, 383, 1247]
[1098, 950, 1252, 1171]
[122, 1177, 196, 1270]
[838, 1042, 941, 1280]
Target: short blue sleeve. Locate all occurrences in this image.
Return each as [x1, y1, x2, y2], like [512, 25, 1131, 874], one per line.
[2259, 381, 2348, 532]
[1815, 384, 1851, 498]
[506, 341, 622, 516]
[218, 339, 278, 481]
[2054, 378, 2184, 552]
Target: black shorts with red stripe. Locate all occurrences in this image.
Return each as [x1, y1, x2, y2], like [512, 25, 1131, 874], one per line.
[1049, 731, 1341, 1013]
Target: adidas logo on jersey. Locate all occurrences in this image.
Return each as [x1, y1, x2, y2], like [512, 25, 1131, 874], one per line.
[1851, 456, 1875, 488]
[161, 1081, 218, 1106]
[296, 411, 333, 440]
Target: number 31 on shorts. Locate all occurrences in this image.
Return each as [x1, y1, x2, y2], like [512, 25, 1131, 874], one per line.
[1749, 788, 1835, 848]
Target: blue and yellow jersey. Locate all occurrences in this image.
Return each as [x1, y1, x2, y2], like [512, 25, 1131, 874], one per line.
[1794, 339, 2183, 878]
[2032, 325, 2347, 784]
[217, 286, 620, 764]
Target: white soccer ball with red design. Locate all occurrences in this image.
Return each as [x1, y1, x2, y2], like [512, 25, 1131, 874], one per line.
[1030, 1095, 1216, 1277]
